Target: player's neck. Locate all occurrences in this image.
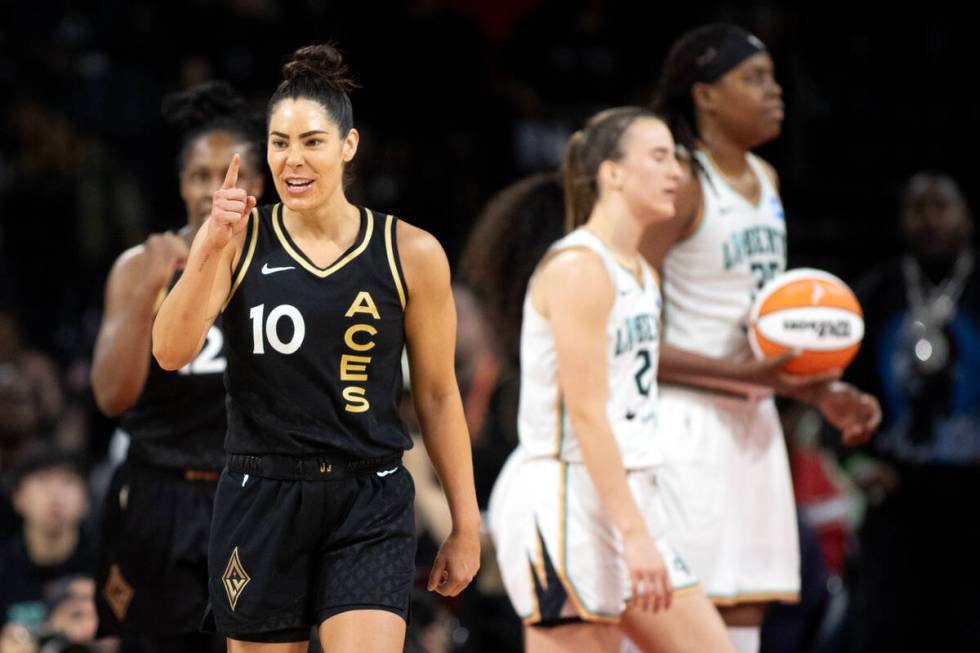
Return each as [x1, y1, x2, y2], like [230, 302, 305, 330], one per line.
[23, 523, 78, 566]
[283, 190, 359, 243]
[696, 128, 751, 178]
[585, 199, 643, 269]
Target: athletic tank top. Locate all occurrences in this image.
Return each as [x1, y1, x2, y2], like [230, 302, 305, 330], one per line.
[221, 204, 411, 459]
[121, 276, 227, 471]
[518, 229, 662, 469]
[661, 150, 787, 360]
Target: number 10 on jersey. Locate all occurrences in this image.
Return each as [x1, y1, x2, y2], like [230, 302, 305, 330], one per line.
[249, 292, 380, 414]
[249, 304, 306, 354]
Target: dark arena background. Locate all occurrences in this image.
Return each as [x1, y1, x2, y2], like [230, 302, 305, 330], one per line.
[1, 2, 977, 652]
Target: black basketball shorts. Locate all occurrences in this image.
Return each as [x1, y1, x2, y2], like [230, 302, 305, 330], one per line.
[96, 462, 218, 637]
[202, 454, 416, 643]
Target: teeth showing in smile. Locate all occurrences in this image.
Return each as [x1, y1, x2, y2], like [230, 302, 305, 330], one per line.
[286, 180, 312, 188]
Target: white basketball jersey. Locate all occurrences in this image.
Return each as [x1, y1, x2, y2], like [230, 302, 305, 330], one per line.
[661, 150, 787, 360]
[518, 229, 662, 469]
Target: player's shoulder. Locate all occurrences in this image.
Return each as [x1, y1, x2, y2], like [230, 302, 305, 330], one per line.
[393, 217, 450, 298]
[395, 218, 446, 267]
[537, 245, 609, 292]
[531, 245, 614, 318]
[109, 242, 148, 282]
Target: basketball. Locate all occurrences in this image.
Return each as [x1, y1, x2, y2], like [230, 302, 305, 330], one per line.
[749, 268, 865, 374]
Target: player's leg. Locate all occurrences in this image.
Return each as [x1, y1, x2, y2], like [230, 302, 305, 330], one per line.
[226, 639, 307, 653]
[313, 467, 416, 653]
[525, 621, 622, 653]
[718, 603, 766, 653]
[204, 465, 318, 647]
[620, 588, 734, 653]
[140, 632, 225, 653]
[316, 610, 406, 653]
[715, 399, 798, 653]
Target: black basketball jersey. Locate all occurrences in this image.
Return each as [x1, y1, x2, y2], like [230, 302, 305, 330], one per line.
[221, 203, 411, 459]
[120, 276, 227, 471]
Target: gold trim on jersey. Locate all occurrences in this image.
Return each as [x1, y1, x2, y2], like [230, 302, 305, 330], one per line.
[675, 583, 704, 596]
[222, 207, 259, 312]
[533, 526, 549, 592]
[272, 203, 373, 278]
[384, 214, 407, 309]
[552, 391, 563, 458]
[522, 562, 543, 625]
[152, 287, 168, 315]
[520, 526, 551, 625]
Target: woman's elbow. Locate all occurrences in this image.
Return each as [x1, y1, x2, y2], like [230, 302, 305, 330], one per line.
[92, 385, 130, 417]
[413, 384, 460, 410]
[151, 316, 186, 371]
[151, 338, 186, 371]
[565, 406, 606, 434]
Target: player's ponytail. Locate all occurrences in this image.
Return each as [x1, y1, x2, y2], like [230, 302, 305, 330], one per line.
[561, 106, 664, 232]
[561, 130, 591, 233]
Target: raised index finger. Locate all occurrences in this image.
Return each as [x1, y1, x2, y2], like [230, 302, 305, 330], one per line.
[222, 153, 241, 190]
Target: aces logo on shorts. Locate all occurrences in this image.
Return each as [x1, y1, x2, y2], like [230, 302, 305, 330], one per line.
[222, 547, 251, 611]
[103, 564, 135, 621]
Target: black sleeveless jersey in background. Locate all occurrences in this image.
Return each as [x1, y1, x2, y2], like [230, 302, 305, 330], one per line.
[221, 204, 411, 459]
[120, 276, 227, 471]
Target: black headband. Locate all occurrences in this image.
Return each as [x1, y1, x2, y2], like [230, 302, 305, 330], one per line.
[694, 31, 767, 83]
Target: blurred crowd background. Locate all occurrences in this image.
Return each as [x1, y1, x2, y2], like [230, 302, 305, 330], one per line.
[1, 1, 978, 652]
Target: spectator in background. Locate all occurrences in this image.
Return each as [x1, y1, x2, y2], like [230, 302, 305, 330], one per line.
[0, 309, 63, 469]
[845, 172, 980, 653]
[459, 174, 565, 368]
[761, 402, 862, 653]
[457, 174, 565, 511]
[0, 447, 92, 636]
[37, 576, 97, 651]
[0, 622, 36, 653]
[399, 285, 510, 652]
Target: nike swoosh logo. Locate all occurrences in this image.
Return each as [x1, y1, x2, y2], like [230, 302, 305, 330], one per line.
[261, 263, 295, 275]
[376, 468, 399, 478]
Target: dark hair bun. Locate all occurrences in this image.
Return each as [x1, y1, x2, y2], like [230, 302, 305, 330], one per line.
[283, 44, 357, 93]
[161, 81, 246, 133]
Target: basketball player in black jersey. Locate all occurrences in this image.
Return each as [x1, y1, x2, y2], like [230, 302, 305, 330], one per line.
[152, 44, 481, 651]
[90, 82, 264, 653]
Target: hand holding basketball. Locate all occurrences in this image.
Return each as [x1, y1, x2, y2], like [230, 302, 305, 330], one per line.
[743, 352, 842, 397]
[814, 381, 881, 445]
[204, 154, 256, 252]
